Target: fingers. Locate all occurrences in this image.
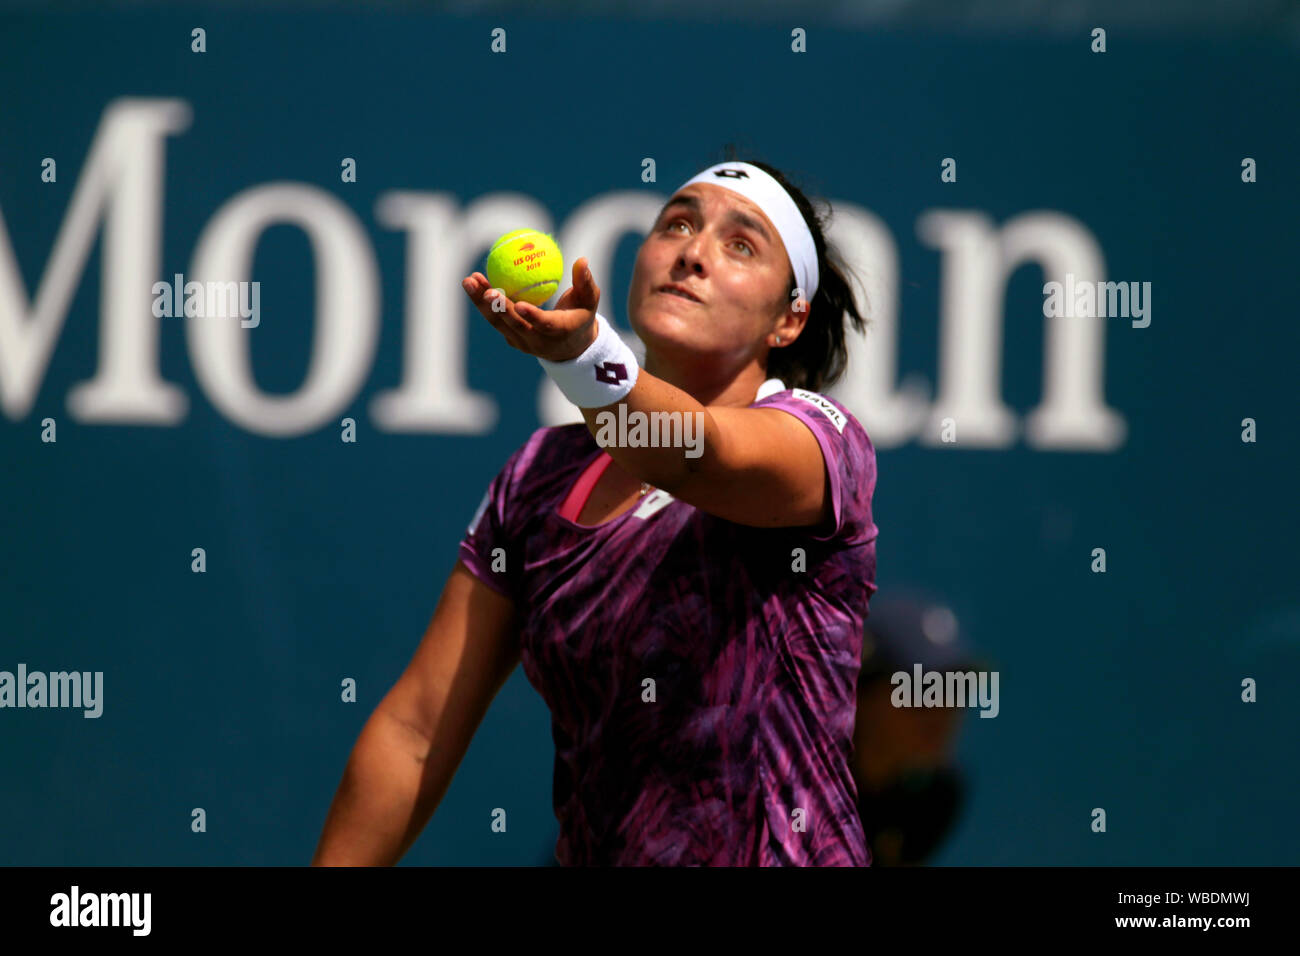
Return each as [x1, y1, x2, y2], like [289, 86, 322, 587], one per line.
[554, 258, 597, 312]
[462, 273, 534, 329]
[460, 259, 600, 355]
[582, 258, 600, 307]
[461, 274, 534, 350]
[576, 257, 598, 294]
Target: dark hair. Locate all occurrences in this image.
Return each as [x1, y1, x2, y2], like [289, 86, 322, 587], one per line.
[716, 147, 869, 392]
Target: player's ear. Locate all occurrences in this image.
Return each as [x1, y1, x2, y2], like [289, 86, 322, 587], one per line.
[775, 298, 809, 346]
[792, 284, 814, 321]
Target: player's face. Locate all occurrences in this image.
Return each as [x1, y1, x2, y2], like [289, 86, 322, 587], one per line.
[627, 183, 794, 369]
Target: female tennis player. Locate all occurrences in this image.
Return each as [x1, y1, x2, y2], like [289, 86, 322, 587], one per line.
[312, 157, 877, 866]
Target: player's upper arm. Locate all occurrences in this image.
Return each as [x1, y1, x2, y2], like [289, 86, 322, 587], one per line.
[670, 404, 831, 530]
[378, 560, 521, 758]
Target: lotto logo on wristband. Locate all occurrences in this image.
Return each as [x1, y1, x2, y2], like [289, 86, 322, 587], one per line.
[595, 362, 629, 385]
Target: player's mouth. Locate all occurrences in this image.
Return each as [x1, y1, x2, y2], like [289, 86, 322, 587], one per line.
[657, 283, 703, 303]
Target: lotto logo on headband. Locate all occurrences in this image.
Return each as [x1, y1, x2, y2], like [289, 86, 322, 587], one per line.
[713, 168, 750, 180]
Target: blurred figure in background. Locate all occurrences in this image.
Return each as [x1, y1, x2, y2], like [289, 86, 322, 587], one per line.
[852, 590, 980, 866]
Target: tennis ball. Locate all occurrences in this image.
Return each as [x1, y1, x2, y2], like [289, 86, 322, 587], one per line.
[485, 229, 563, 306]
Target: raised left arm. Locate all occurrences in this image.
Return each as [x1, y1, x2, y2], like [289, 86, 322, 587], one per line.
[462, 257, 831, 530]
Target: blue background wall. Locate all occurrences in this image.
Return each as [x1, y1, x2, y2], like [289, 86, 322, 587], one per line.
[2, 8, 1297, 864]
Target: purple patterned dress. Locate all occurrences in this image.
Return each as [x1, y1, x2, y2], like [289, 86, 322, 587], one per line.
[458, 379, 879, 865]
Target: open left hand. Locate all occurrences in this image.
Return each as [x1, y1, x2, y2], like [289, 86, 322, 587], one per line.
[461, 256, 601, 362]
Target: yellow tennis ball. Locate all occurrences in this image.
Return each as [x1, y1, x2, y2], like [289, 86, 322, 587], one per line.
[486, 229, 563, 306]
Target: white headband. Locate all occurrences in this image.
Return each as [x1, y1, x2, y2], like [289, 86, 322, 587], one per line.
[677, 162, 819, 304]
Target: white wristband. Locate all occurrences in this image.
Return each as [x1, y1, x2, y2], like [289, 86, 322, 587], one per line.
[537, 312, 639, 408]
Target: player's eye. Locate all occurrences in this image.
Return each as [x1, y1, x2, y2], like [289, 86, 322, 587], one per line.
[664, 218, 751, 255]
